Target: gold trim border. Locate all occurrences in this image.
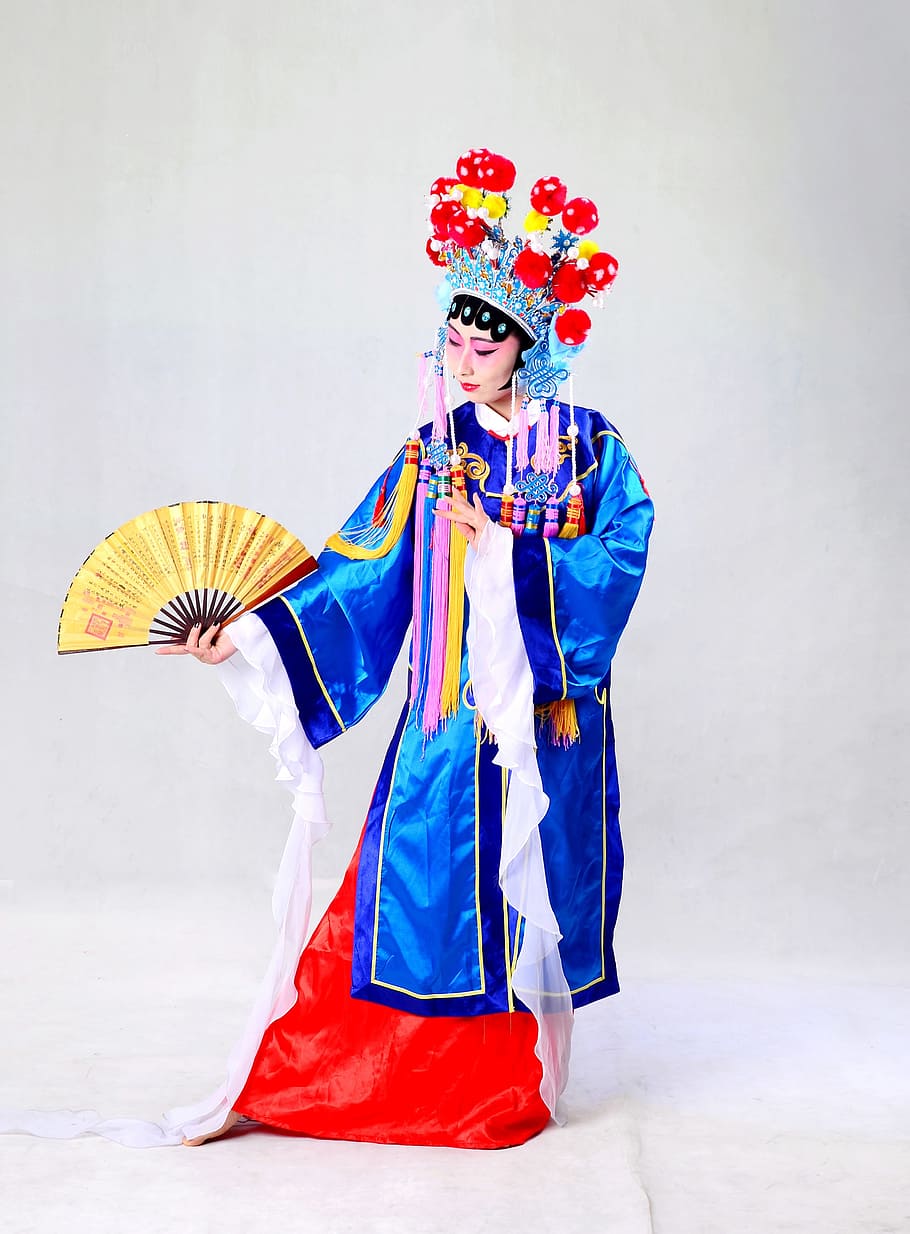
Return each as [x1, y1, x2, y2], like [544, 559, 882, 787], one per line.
[278, 595, 346, 733]
[370, 718, 486, 1001]
[542, 538, 568, 700]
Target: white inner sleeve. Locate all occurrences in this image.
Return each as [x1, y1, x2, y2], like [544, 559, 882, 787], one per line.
[464, 522, 573, 1123]
[0, 613, 327, 1147]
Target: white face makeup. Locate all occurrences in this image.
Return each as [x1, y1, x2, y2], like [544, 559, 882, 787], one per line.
[445, 314, 522, 417]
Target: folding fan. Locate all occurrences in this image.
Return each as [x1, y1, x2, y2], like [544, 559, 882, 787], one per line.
[58, 501, 315, 653]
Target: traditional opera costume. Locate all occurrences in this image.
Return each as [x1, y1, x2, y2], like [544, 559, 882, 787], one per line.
[0, 147, 653, 1149]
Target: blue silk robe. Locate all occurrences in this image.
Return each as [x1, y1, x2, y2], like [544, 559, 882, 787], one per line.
[254, 402, 653, 1017]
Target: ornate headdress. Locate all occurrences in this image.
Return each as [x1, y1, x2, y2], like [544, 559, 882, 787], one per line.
[426, 146, 618, 398]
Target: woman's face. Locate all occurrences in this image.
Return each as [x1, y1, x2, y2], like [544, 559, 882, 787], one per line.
[445, 315, 522, 411]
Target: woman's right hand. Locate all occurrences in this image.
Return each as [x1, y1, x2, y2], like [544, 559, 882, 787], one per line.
[154, 621, 237, 665]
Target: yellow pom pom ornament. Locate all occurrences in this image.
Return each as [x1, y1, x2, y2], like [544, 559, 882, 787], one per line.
[524, 209, 550, 232]
[483, 193, 507, 219]
[577, 239, 600, 260]
[458, 185, 484, 209]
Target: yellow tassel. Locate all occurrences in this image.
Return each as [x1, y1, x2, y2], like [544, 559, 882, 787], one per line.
[536, 698, 580, 747]
[440, 489, 468, 720]
[326, 440, 420, 560]
[558, 493, 583, 539]
[550, 698, 580, 745]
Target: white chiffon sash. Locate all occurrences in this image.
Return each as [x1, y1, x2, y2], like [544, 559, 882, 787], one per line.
[464, 524, 573, 1123]
[0, 614, 328, 1147]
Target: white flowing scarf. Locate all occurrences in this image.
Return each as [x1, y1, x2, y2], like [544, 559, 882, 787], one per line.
[0, 617, 329, 1146]
[464, 521, 573, 1120]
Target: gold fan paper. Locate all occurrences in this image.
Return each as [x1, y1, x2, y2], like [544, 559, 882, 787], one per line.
[58, 501, 315, 654]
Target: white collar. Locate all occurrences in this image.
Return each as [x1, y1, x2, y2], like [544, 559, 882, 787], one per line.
[474, 398, 543, 436]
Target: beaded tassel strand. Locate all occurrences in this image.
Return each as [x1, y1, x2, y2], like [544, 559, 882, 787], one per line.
[542, 373, 582, 746]
[560, 375, 584, 540]
[500, 428, 514, 527]
[440, 452, 468, 719]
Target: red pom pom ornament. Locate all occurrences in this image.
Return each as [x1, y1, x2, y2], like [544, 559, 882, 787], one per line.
[449, 215, 486, 249]
[529, 176, 567, 217]
[430, 199, 467, 240]
[514, 247, 554, 289]
[554, 308, 592, 346]
[562, 197, 599, 236]
[456, 147, 491, 188]
[584, 251, 619, 290]
[429, 176, 458, 201]
[426, 238, 448, 267]
[480, 153, 517, 193]
[551, 262, 587, 304]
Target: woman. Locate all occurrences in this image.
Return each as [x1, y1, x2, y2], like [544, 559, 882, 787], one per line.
[1, 148, 653, 1150]
[165, 150, 653, 1149]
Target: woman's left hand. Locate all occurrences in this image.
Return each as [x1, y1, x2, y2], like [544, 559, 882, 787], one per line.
[154, 621, 237, 664]
[434, 491, 491, 547]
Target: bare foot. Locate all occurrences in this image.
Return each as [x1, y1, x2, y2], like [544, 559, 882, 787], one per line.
[182, 1109, 241, 1147]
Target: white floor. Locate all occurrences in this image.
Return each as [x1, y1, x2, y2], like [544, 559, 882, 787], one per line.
[1, 886, 907, 1234]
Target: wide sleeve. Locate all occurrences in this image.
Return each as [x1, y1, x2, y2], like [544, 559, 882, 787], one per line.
[251, 446, 415, 747]
[512, 432, 653, 702]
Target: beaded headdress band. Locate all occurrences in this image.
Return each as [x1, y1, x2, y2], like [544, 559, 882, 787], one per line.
[426, 146, 618, 398]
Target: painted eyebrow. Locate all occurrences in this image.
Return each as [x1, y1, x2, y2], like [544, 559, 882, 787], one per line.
[446, 327, 502, 347]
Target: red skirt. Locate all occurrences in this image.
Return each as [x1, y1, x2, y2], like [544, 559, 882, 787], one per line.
[235, 838, 550, 1148]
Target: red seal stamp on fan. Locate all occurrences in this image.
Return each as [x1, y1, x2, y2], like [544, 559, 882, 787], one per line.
[84, 613, 113, 641]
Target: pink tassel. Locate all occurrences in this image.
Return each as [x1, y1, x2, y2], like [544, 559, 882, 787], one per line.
[511, 494, 527, 536]
[547, 401, 560, 474]
[516, 397, 530, 470]
[423, 491, 451, 734]
[409, 463, 431, 704]
[534, 402, 552, 474]
[433, 366, 447, 440]
[543, 496, 559, 538]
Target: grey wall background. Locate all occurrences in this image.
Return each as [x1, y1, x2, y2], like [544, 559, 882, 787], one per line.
[1, 0, 907, 984]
